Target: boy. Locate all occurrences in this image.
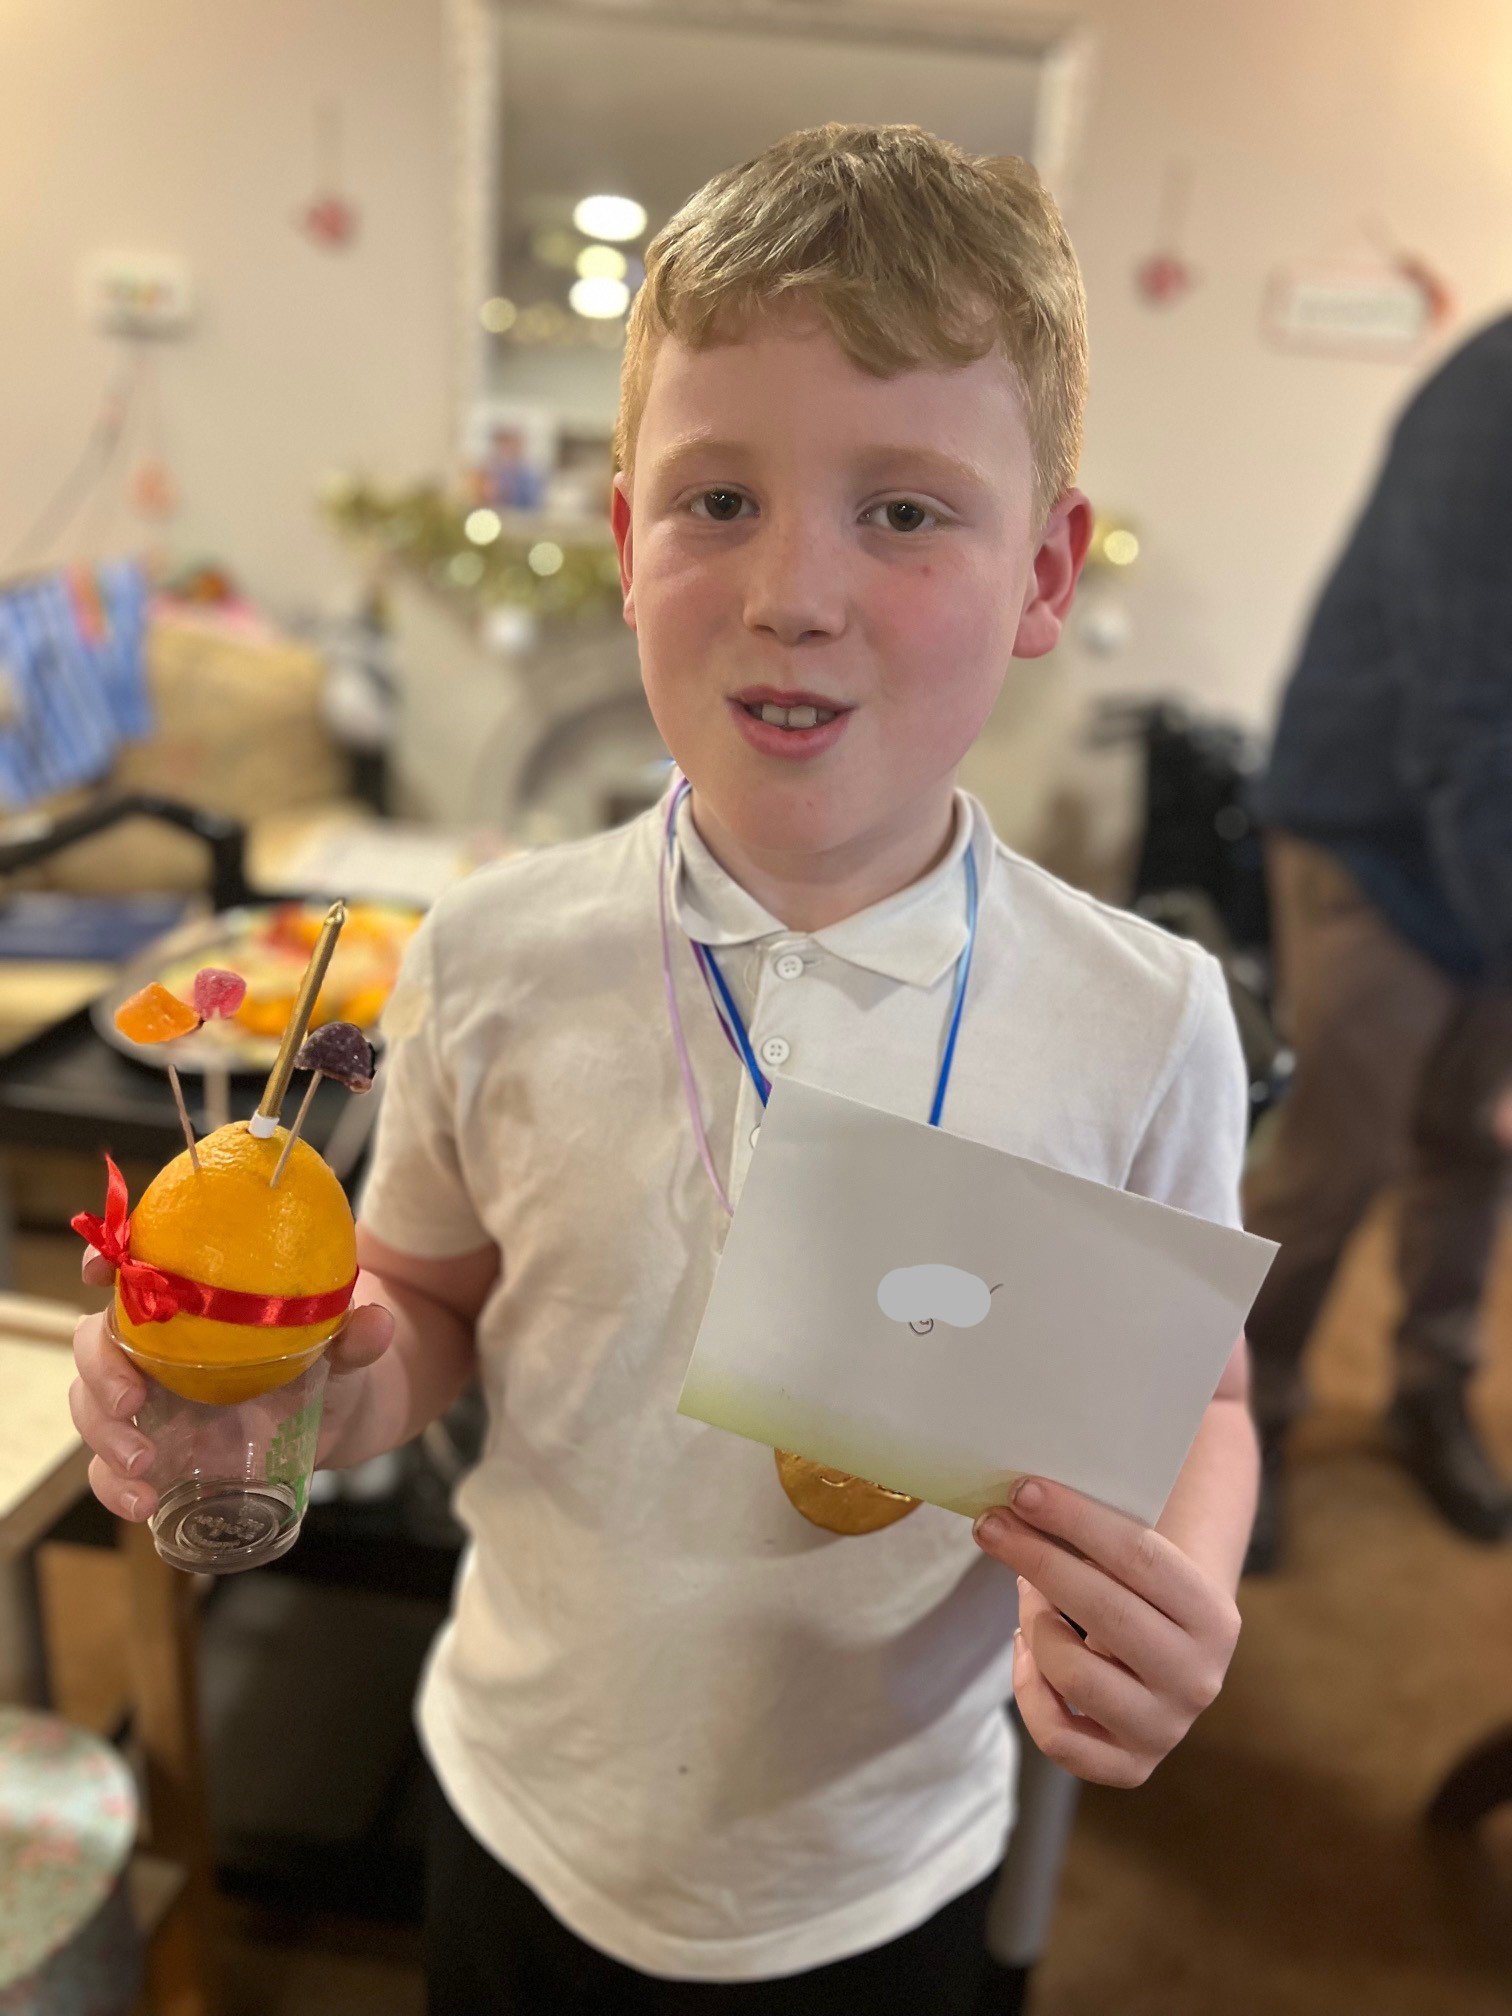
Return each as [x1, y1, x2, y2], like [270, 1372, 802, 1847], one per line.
[73, 125, 1258, 2012]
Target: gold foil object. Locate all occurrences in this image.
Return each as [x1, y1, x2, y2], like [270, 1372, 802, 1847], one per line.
[254, 900, 347, 1127]
[774, 1450, 922, 1536]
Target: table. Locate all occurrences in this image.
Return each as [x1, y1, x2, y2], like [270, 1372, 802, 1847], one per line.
[0, 1296, 90, 1702]
[0, 1289, 220, 2013]
[0, 1004, 370, 1166]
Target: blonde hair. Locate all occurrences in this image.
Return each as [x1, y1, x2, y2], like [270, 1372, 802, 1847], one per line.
[614, 123, 1088, 516]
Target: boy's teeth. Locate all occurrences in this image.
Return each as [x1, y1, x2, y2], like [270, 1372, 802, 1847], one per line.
[755, 703, 835, 729]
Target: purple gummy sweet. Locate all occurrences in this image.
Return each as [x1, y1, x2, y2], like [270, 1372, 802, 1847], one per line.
[192, 966, 247, 1019]
[295, 1019, 375, 1092]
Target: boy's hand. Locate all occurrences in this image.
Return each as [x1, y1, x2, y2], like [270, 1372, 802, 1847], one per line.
[973, 1477, 1241, 1788]
[313, 1301, 394, 1467]
[70, 1246, 394, 1520]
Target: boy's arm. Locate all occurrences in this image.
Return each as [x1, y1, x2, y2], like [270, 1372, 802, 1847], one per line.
[317, 1225, 499, 1471]
[1154, 1331, 1259, 1591]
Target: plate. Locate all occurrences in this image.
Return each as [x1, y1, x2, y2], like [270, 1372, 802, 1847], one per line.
[94, 900, 421, 1075]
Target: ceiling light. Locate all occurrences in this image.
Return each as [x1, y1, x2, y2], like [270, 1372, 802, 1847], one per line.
[576, 244, 627, 281]
[569, 275, 629, 320]
[528, 541, 565, 577]
[465, 509, 502, 545]
[572, 194, 646, 243]
[479, 296, 517, 333]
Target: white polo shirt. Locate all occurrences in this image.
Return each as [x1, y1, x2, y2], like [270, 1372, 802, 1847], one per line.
[359, 788, 1248, 1982]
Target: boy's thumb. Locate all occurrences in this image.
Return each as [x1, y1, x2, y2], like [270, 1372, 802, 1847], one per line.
[329, 1301, 394, 1376]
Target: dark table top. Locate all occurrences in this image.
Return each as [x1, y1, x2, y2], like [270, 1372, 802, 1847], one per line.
[0, 1006, 363, 1169]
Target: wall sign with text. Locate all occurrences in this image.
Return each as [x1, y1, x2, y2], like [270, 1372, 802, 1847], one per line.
[1263, 258, 1452, 361]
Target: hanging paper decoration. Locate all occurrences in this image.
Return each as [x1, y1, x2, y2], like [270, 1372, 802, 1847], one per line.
[297, 102, 359, 251]
[130, 458, 178, 520]
[1361, 214, 1454, 332]
[1264, 218, 1454, 361]
[1135, 161, 1198, 308]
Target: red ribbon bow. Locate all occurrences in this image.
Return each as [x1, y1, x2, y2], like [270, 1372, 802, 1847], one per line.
[72, 1154, 356, 1330]
[72, 1155, 181, 1323]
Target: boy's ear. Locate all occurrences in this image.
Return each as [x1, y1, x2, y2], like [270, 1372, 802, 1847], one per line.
[1012, 488, 1094, 660]
[610, 473, 637, 632]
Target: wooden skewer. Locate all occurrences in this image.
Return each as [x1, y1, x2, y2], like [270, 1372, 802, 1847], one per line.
[269, 1073, 322, 1189]
[206, 1058, 231, 1133]
[166, 1063, 201, 1172]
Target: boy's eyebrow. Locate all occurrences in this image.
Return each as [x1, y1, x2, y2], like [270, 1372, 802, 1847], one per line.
[849, 445, 996, 494]
[650, 433, 756, 476]
[650, 436, 996, 493]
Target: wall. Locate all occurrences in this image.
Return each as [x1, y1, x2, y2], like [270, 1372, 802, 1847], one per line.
[3, 0, 1510, 728]
[0, 0, 452, 617]
[1038, 0, 1512, 724]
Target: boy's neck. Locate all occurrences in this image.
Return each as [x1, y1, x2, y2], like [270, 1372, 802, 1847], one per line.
[686, 787, 960, 933]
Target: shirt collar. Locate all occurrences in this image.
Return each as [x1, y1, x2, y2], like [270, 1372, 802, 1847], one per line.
[669, 788, 984, 990]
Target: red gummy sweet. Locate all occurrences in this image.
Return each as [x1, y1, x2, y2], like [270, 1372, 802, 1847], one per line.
[115, 982, 200, 1045]
[295, 1020, 375, 1093]
[192, 967, 247, 1020]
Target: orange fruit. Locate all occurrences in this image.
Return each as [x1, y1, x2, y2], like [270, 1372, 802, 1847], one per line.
[116, 1122, 356, 1403]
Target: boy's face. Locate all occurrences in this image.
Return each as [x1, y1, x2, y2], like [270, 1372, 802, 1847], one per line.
[612, 309, 1089, 867]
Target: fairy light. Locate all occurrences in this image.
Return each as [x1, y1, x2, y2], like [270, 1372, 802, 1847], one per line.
[572, 194, 646, 242]
[569, 275, 629, 320]
[576, 244, 627, 281]
[1103, 528, 1140, 566]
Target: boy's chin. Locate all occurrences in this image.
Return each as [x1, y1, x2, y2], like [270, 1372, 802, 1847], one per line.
[691, 772, 884, 859]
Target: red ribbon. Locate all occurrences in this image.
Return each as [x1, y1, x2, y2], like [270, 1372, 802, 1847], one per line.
[72, 1154, 356, 1330]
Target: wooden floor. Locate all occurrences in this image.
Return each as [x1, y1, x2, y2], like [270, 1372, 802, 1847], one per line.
[29, 1205, 1512, 2013]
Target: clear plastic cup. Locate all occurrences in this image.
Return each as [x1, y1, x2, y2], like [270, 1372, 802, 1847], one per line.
[107, 1307, 344, 1574]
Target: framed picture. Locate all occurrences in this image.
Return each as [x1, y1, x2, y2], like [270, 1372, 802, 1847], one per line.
[463, 396, 559, 512]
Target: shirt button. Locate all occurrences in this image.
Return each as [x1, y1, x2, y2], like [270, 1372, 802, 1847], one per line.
[759, 1035, 791, 1068]
[774, 953, 805, 981]
[749, 1124, 762, 1149]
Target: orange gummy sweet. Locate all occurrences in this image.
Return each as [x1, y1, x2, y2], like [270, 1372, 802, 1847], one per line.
[114, 982, 200, 1045]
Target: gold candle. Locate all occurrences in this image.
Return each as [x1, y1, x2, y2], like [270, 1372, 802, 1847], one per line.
[247, 900, 347, 1138]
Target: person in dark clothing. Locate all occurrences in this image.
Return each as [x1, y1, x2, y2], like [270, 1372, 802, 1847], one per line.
[1244, 311, 1512, 1572]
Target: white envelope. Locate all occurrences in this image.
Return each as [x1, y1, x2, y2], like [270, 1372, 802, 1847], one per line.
[678, 1078, 1277, 1525]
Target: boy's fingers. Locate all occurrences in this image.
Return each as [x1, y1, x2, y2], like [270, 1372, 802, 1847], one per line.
[88, 1453, 155, 1522]
[80, 1248, 114, 1288]
[72, 1313, 145, 1420]
[977, 1507, 1185, 1689]
[69, 1377, 155, 1481]
[328, 1301, 393, 1377]
[994, 1481, 1212, 1635]
[1011, 1631, 1147, 1789]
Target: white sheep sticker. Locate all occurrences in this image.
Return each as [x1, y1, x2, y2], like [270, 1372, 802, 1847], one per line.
[877, 1264, 999, 1336]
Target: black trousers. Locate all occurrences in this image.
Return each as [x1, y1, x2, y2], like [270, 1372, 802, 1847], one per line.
[424, 1760, 997, 2015]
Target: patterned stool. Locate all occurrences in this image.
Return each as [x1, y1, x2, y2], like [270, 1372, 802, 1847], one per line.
[0, 1710, 142, 2015]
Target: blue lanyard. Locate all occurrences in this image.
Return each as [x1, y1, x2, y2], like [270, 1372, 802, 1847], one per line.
[683, 793, 980, 1128]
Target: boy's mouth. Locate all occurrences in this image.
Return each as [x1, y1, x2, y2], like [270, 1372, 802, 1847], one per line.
[727, 687, 854, 761]
[732, 687, 851, 732]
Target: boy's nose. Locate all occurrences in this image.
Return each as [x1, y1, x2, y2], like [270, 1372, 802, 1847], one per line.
[741, 523, 848, 647]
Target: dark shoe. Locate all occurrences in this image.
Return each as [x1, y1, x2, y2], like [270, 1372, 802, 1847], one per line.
[1385, 1386, 1512, 1542]
[975, 1958, 1031, 2015]
[1242, 1432, 1287, 1576]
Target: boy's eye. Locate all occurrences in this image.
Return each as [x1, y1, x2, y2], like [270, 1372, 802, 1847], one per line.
[865, 500, 936, 533]
[690, 489, 749, 522]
